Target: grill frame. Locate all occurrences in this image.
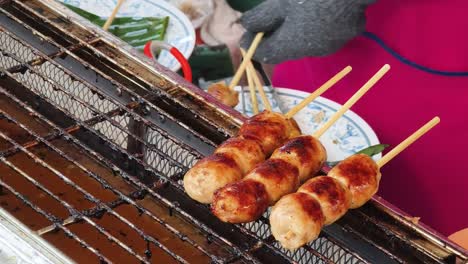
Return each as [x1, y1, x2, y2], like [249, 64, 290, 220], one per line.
[0, 0, 467, 263]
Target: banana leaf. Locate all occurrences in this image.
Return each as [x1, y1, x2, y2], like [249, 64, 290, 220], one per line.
[64, 4, 169, 50]
[326, 144, 389, 167]
[356, 144, 390, 157]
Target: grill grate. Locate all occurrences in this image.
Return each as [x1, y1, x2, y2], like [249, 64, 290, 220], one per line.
[1, 1, 466, 263]
[0, 4, 254, 262]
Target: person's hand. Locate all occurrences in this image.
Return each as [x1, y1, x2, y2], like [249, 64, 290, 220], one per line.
[240, 0, 376, 64]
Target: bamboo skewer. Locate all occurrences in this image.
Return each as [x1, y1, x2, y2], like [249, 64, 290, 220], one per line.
[229, 32, 264, 90]
[285, 66, 352, 119]
[377, 117, 440, 168]
[36, 216, 77, 235]
[241, 49, 259, 113]
[313, 64, 391, 138]
[245, 61, 259, 114]
[251, 68, 272, 111]
[241, 48, 272, 111]
[103, 0, 126, 31]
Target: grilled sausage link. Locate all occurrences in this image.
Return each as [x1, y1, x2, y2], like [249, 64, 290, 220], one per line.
[298, 176, 351, 225]
[271, 135, 327, 182]
[270, 154, 381, 250]
[184, 111, 301, 204]
[239, 111, 297, 155]
[328, 154, 380, 209]
[270, 192, 324, 250]
[184, 140, 262, 204]
[211, 136, 326, 223]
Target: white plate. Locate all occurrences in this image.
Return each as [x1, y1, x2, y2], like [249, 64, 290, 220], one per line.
[234, 87, 381, 163]
[59, 0, 196, 72]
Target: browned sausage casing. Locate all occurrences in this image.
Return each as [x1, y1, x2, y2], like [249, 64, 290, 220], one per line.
[271, 135, 327, 182]
[328, 154, 380, 209]
[239, 111, 292, 155]
[270, 192, 324, 250]
[211, 136, 326, 223]
[270, 154, 381, 250]
[297, 176, 351, 225]
[184, 111, 301, 204]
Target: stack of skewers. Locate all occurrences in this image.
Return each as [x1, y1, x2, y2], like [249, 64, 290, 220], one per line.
[183, 33, 441, 251]
[102, 5, 443, 248]
[98, 6, 444, 250]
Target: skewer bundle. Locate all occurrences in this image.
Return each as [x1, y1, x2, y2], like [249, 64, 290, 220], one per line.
[174, 25, 438, 254]
[271, 117, 440, 250]
[184, 66, 352, 204]
[211, 65, 391, 223]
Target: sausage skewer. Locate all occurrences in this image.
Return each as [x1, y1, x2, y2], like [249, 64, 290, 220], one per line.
[270, 117, 440, 250]
[184, 67, 352, 204]
[211, 65, 390, 223]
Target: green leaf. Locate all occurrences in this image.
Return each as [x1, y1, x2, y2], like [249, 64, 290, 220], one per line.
[326, 144, 389, 168]
[325, 160, 341, 167]
[356, 144, 390, 157]
[64, 4, 169, 50]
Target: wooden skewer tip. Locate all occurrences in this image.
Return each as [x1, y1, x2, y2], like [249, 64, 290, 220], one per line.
[377, 116, 440, 168]
[312, 64, 391, 138]
[229, 32, 265, 89]
[285, 65, 353, 118]
[103, 0, 126, 31]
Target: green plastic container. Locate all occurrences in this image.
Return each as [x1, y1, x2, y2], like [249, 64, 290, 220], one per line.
[227, 0, 264, 12]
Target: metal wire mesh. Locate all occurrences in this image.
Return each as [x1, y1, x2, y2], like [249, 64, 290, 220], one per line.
[145, 126, 199, 178]
[0, 3, 378, 263]
[0, 11, 246, 263]
[0, 5, 366, 264]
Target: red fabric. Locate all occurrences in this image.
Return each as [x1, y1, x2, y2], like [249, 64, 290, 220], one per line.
[273, 0, 468, 236]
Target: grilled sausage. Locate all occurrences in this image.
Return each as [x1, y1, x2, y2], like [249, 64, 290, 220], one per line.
[270, 192, 324, 250]
[184, 153, 243, 204]
[287, 118, 302, 138]
[271, 135, 326, 182]
[270, 154, 381, 250]
[298, 176, 351, 225]
[211, 179, 269, 223]
[207, 83, 239, 107]
[215, 137, 265, 174]
[184, 111, 302, 204]
[328, 154, 380, 209]
[239, 111, 297, 155]
[211, 136, 326, 223]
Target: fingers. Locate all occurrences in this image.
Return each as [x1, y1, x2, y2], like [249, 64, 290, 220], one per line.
[241, 24, 310, 64]
[239, 31, 255, 52]
[240, 0, 284, 33]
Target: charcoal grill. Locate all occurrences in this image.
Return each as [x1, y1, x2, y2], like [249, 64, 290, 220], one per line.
[0, 1, 467, 263]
